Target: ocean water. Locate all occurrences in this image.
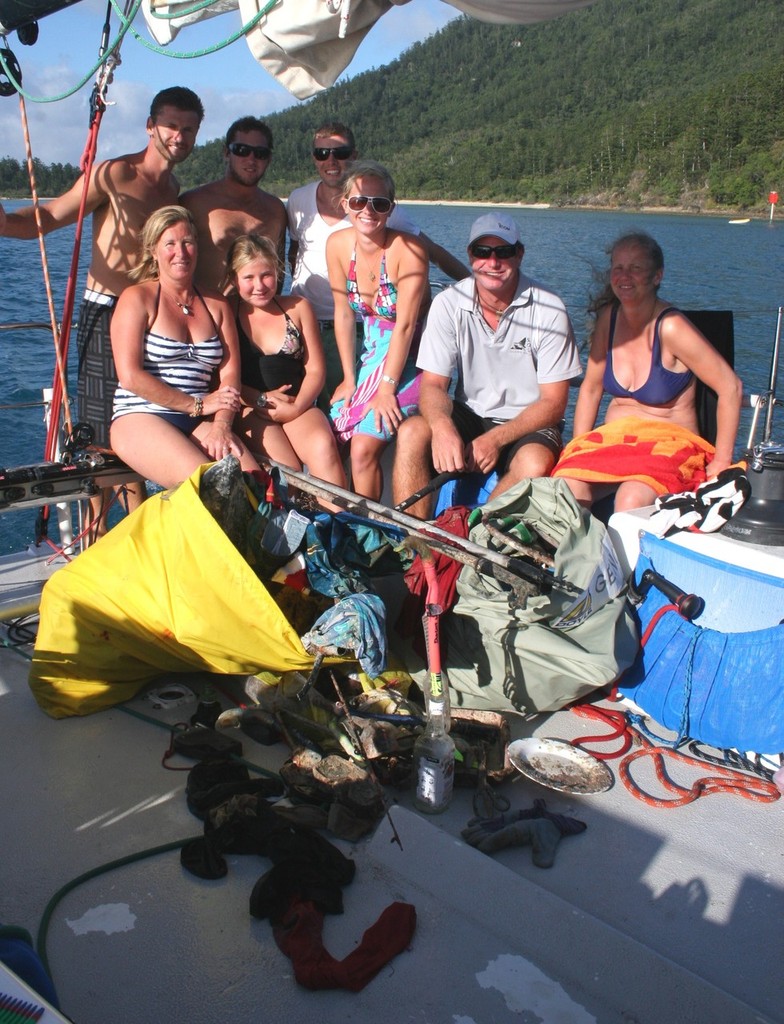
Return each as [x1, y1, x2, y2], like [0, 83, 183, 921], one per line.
[1, 199, 782, 553]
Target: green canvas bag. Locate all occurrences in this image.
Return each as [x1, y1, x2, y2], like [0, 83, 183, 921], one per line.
[443, 478, 639, 714]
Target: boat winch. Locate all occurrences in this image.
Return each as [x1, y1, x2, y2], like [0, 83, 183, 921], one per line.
[723, 443, 784, 546]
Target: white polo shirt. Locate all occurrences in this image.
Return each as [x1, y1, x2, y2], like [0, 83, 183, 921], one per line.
[417, 273, 582, 422]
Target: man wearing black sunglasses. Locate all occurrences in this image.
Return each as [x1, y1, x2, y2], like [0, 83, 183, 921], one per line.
[392, 212, 582, 519]
[287, 121, 469, 409]
[181, 116, 287, 291]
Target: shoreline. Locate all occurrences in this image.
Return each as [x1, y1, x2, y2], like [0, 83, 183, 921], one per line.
[3, 195, 771, 221]
[396, 198, 769, 220]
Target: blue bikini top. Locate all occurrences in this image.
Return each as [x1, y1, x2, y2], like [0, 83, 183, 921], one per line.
[603, 305, 693, 405]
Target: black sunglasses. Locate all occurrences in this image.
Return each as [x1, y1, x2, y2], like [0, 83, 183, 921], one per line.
[228, 142, 272, 160]
[346, 195, 393, 214]
[313, 145, 354, 161]
[469, 242, 519, 260]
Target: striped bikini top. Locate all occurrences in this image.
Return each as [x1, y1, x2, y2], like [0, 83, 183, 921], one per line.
[112, 287, 223, 418]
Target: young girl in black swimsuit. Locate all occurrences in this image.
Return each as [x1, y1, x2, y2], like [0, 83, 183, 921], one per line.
[227, 234, 346, 490]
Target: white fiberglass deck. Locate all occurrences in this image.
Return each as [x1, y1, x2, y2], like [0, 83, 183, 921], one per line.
[1, 632, 781, 1024]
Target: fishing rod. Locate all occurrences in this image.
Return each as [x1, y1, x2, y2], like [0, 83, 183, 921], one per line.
[265, 461, 580, 601]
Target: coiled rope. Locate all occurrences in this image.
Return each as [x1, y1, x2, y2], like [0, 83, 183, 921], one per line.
[571, 603, 781, 807]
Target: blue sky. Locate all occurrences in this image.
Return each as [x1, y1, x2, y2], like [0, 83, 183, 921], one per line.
[0, 0, 460, 164]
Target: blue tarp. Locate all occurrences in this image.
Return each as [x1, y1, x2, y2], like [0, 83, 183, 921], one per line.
[620, 533, 784, 753]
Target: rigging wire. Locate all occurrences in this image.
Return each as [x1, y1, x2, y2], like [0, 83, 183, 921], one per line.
[0, 0, 277, 105]
[42, 0, 120, 468]
[14, 96, 72, 446]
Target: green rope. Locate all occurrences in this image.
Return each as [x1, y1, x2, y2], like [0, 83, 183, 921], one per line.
[0, 0, 277, 104]
[0, 0, 142, 102]
[0, 637, 34, 660]
[111, 0, 276, 59]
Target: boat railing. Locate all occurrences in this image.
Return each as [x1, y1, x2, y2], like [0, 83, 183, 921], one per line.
[0, 320, 142, 559]
[741, 305, 782, 454]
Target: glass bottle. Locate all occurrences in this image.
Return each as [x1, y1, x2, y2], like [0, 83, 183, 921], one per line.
[413, 665, 455, 814]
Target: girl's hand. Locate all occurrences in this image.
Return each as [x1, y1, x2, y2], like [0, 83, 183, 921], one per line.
[252, 385, 296, 422]
[262, 386, 300, 424]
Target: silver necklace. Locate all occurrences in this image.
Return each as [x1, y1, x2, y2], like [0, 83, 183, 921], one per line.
[175, 296, 194, 316]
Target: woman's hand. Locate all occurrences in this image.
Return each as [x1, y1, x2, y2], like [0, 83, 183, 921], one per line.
[330, 379, 356, 408]
[201, 420, 247, 461]
[369, 388, 403, 435]
[704, 455, 734, 480]
[201, 385, 242, 418]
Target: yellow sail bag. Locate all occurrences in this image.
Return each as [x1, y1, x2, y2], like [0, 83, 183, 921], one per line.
[29, 465, 314, 718]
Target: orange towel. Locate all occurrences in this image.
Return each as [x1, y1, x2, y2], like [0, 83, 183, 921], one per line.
[552, 416, 715, 496]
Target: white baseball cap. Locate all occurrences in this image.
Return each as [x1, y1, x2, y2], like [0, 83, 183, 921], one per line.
[468, 213, 521, 247]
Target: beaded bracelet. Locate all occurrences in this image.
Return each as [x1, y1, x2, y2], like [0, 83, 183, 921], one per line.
[191, 396, 204, 418]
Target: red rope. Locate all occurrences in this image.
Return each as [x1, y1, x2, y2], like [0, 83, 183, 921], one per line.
[571, 704, 633, 760]
[44, 99, 105, 463]
[570, 602, 781, 806]
[618, 744, 780, 807]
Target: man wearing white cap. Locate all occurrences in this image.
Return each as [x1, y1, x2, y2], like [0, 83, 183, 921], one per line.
[392, 212, 581, 518]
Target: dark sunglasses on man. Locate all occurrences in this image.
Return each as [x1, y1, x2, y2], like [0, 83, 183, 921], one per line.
[313, 145, 354, 161]
[228, 142, 272, 160]
[469, 242, 519, 260]
[346, 195, 393, 214]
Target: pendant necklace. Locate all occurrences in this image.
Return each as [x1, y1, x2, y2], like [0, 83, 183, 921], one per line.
[175, 295, 194, 316]
[358, 245, 382, 283]
[480, 298, 507, 317]
[477, 285, 507, 319]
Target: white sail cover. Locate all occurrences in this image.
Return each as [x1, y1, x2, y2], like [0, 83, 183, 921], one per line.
[141, 0, 596, 99]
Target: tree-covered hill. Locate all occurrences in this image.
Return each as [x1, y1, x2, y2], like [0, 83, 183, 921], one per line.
[3, 0, 782, 209]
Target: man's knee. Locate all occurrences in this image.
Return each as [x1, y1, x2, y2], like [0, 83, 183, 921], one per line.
[507, 442, 558, 481]
[396, 414, 432, 456]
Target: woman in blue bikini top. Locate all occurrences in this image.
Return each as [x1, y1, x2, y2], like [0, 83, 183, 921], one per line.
[602, 304, 693, 405]
[559, 230, 742, 510]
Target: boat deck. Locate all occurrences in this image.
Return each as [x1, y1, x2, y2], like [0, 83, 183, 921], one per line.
[1, 627, 781, 1024]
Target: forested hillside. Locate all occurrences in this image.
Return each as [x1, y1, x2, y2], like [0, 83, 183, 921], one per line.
[195, 0, 784, 210]
[3, 0, 782, 209]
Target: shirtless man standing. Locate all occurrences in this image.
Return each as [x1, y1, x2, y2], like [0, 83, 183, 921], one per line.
[180, 117, 287, 291]
[0, 85, 204, 527]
